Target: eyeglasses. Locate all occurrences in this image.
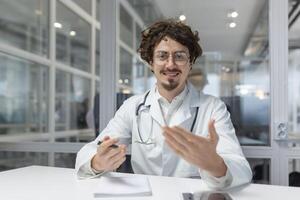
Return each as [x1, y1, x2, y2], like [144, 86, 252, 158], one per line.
[153, 51, 190, 66]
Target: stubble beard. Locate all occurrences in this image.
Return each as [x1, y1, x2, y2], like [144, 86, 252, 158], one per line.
[161, 79, 179, 91]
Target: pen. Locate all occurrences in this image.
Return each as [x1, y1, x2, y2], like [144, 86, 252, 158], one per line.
[97, 141, 119, 148]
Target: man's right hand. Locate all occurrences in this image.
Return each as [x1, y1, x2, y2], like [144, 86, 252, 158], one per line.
[91, 136, 127, 172]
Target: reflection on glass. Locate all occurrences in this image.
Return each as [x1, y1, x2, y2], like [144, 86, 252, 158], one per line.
[117, 1, 160, 107]
[132, 57, 146, 94]
[127, 0, 162, 25]
[248, 158, 270, 184]
[0, 53, 49, 138]
[55, 153, 76, 168]
[188, 0, 269, 146]
[72, 0, 91, 14]
[0, 0, 49, 57]
[0, 151, 48, 172]
[288, 0, 300, 140]
[289, 159, 300, 187]
[56, 1, 91, 72]
[119, 4, 133, 47]
[55, 70, 91, 135]
[119, 47, 133, 93]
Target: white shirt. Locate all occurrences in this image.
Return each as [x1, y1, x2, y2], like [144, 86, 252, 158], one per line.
[75, 82, 252, 189]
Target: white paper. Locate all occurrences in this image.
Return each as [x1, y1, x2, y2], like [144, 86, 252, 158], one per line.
[94, 175, 152, 197]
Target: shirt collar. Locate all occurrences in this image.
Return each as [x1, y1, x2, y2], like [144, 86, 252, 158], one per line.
[154, 84, 188, 106]
[144, 81, 202, 107]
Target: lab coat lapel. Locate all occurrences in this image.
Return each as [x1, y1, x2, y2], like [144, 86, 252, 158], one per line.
[170, 82, 201, 126]
[144, 86, 166, 127]
[149, 99, 166, 127]
[170, 90, 192, 126]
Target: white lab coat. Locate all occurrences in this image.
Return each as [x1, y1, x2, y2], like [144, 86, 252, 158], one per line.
[75, 82, 252, 188]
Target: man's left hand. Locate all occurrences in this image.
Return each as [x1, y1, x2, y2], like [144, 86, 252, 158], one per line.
[162, 120, 227, 178]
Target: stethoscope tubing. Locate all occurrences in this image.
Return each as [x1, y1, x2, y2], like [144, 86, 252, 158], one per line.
[135, 90, 199, 144]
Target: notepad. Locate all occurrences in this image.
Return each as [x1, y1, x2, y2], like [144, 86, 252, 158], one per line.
[94, 175, 152, 198]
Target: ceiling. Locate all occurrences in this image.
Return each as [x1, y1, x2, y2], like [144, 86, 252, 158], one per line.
[153, 0, 267, 59]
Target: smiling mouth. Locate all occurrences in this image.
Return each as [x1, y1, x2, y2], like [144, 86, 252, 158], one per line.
[162, 71, 180, 77]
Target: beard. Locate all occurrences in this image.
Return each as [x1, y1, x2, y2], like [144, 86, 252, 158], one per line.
[159, 69, 182, 91]
[161, 79, 179, 91]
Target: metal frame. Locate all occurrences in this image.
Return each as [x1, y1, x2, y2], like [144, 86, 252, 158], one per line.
[98, 0, 117, 131]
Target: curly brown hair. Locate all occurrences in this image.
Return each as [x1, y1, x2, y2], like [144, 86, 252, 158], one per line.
[138, 19, 202, 65]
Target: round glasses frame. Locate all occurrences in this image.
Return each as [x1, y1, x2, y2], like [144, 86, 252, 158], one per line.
[153, 51, 190, 66]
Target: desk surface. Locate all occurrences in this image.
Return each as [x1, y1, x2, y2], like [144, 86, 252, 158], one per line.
[0, 166, 299, 200]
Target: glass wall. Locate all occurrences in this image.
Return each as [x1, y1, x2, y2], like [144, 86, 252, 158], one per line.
[248, 158, 270, 184]
[56, 1, 91, 72]
[288, 0, 300, 142]
[55, 70, 90, 133]
[0, 151, 48, 171]
[117, 0, 160, 99]
[0, 52, 49, 138]
[289, 159, 300, 186]
[0, 0, 99, 170]
[0, 0, 49, 57]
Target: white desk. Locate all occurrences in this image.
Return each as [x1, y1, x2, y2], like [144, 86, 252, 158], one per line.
[0, 166, 299, 200]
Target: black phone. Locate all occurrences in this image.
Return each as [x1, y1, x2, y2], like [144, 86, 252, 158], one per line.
[182, 192, 233, 200]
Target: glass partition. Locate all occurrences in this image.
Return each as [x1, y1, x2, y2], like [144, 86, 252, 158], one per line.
[55, 70, 91, 142]
[248, 158, 270, 184]
[0, 151, 48, 172]
[56, 1, 91, 72]
[0, 53, 49, 140]
[289, 159, 300, 186]
[288, 0, 300, 141]
[0, 0, 49, 57]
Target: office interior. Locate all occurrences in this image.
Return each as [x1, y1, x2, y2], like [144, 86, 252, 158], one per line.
[0, 0, 299, 187]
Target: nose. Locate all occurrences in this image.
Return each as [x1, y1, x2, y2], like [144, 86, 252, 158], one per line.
[165, 55, 176, 69]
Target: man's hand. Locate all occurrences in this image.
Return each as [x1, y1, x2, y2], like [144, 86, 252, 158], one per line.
[162, 120, 227, 177]
[91, 136, 127, 172]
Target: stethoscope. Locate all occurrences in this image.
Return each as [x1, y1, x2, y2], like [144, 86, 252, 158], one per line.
[134, 90, 199, 145]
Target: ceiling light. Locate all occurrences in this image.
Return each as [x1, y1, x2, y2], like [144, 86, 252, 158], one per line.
[231, 11, 238, 18]
[229, 22, 236, 28]
[54, 22, 62, 29]
[179, 15, 186, 21]
[70, 31, 76, 36]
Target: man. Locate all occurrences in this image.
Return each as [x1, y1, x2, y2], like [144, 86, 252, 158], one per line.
[75, 19, 252, 189]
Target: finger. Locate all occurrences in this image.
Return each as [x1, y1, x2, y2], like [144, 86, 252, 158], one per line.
[174, 126, 208, 143]
[105, 148, 123, 160]
[118, 144, 127, 153]
[164, 136, 187, 157]
[103, 136, 110, 141]
[208, 119, 219, 144]
[163, 127, 191, 150]
[109, 150, 126, 164]
[112, 156, 126, 170]
[101, 138, 119, 149]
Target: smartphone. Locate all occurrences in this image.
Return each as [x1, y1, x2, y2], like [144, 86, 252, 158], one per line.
[182, 192, 233, 200]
